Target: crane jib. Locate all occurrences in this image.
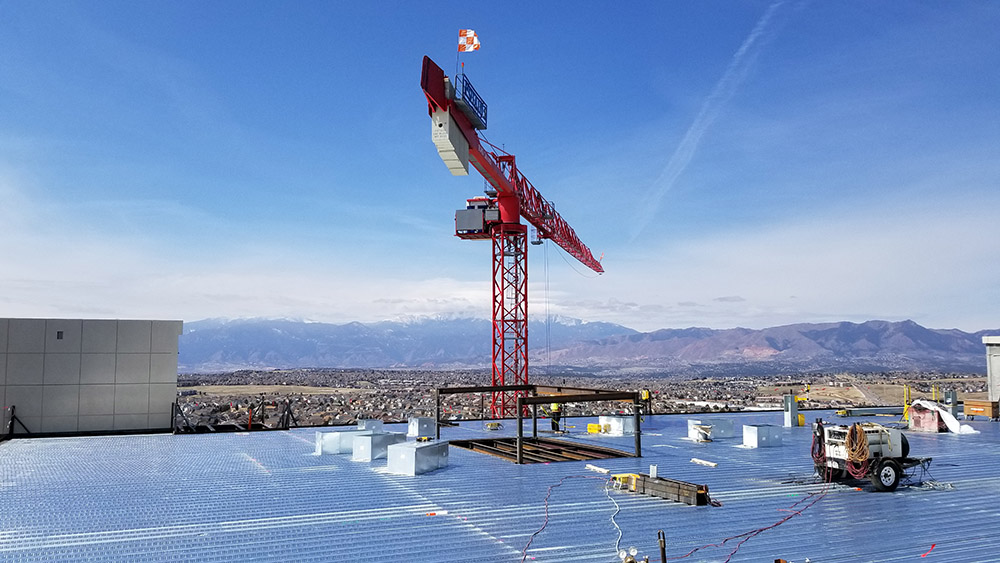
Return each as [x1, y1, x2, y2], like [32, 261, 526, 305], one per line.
[422, 53, 602, 418]
[420, 55, 603, 275]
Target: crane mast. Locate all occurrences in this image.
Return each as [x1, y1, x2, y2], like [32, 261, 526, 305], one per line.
[420, 56, 603, 417]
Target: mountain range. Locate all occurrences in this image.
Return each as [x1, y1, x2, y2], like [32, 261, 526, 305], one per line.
[178, 317, 996, 375]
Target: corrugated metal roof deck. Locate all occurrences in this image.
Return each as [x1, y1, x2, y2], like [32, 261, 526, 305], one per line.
[2, 410, 999, 562]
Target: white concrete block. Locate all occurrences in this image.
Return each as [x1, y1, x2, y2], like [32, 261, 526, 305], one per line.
[78, 415, 114, 432]
[43, 354, 81, 385]
[43, 385, 80, 416]
[79, 385, 115, 415]
[5, 385, 44, 418]
[149, 412, 172, 428]
[150, 354, 178, 383]
[117, 321, 152, 353]
[151, 321, 182, 353]
[114, 413, 149, 430]
[114, 384, 149, 414]
[82, 320, 118, 353]
[116, 354, 151, 384]
[148, 383, 177, 412]
[81, 354, 116, 384]
[8, 319, 45, 353]
[45, 319, 82, 353]
[42, 415, 79, 433]
[7, 354, 44, 384]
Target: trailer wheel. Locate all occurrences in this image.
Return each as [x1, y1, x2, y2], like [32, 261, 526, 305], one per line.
[871, 459, 901, 492]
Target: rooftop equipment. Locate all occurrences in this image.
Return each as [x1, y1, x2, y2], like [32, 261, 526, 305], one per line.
[963, 399, 999, 421]
[743, 424, 781, 448]
[314, 429, 375, 455]
[599, 415, 636, 436]
[687, 418, 735, 441]
[812, 418, 931, 492]
[407, 417, 436, 438]
[386, 440, 450, 476]
[357, 419, 384, 432]
[351, 432, 406, 462]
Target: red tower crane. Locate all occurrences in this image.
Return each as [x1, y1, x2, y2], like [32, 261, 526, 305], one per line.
[420, 56, 604, 418]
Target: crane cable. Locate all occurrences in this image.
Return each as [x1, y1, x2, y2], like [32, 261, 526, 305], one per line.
[521, 471, 834, 563]
[666, 478, 832, 562]
[605, 477, 625, 556]
[554, 245, 602, 278]
[519, 475, 622, 563]
[544, 239, 551, 375]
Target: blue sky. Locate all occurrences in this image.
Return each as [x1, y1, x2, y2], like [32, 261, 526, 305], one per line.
[2, 1, 998, 332]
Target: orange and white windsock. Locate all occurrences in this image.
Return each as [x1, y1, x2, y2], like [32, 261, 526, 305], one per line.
[459, 29, 480, 52]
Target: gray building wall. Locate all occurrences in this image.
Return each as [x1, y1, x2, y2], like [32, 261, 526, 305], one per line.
[986, 336, 1000, 402]
[1, 319, 182, 434]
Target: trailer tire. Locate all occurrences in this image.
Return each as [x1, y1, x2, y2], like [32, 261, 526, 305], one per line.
[872, 459, 901, 492]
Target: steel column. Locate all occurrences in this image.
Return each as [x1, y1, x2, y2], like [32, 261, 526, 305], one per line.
[516, 397, 524, 464]
[491, 222, 529, 418]
[435, 390, 441, 440]
[634, 400, 642, 457]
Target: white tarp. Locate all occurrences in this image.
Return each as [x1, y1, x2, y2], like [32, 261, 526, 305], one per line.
[911, 399, 979, 434]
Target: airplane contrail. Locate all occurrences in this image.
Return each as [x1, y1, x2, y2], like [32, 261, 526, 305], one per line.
[631, 1, 787, 240]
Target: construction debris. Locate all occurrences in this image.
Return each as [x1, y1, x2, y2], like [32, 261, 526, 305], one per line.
[612, 473, 712, 506]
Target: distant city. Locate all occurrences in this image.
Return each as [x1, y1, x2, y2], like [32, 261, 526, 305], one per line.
[176, 368, 987, 429]
[172, 317, 996, 429]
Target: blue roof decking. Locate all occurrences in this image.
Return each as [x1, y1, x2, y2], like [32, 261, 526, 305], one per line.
[2, 411, 999, 562]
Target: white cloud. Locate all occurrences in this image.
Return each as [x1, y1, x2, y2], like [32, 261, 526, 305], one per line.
[0, 174, 489, 322]
[4, 160, 997, 334]
[552, 194, 1000, 331]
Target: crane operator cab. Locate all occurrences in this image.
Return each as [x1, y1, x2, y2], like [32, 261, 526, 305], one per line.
[455, 196, 500, 240]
